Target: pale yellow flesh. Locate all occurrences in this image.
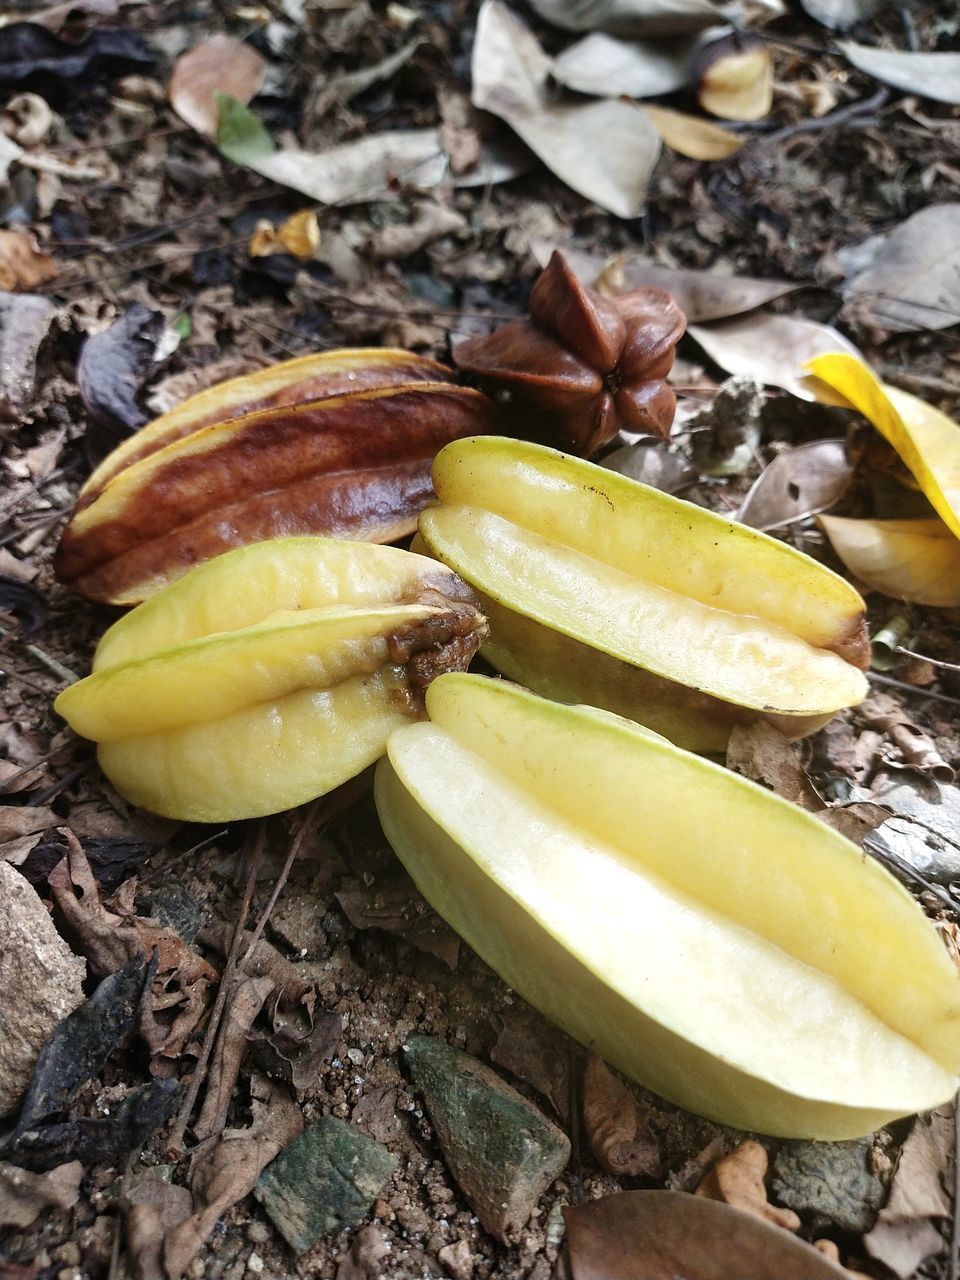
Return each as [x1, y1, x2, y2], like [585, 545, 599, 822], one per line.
[420, 505, 866, 715]
[376, 674, 960, 1137]
[58, 604, 440, 742]
[93, 537, 459, 670]
[428, 438, 864, 654]
[101, 667, 417, 822]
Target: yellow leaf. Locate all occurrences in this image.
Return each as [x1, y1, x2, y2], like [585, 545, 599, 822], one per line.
[806, 352, 960, 540]
[818, 516, 960, 608]
[640, 105, 743, 161]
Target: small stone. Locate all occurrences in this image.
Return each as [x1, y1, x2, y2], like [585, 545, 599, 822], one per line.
[438, 1239, 473, 1280]
[246, 1251, 264, 1274]
[254, 1116, 397, 1254]
[372, 1197, 394, 1221]
[403, 1036, 570, 1242]
[0, 862, 86, 1117]
[772, 1135, 887, 1234]
[246, 1221, 271, 1245]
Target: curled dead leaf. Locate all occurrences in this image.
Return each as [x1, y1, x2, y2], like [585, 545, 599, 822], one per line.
[582, 1053, 661, 1178]
[696, 1139, 801, 1231]
[249, 210, 321, 262]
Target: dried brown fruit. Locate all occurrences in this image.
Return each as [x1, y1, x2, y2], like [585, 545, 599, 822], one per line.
[56, 348, 500, 604]
[453, 251, 685, 455]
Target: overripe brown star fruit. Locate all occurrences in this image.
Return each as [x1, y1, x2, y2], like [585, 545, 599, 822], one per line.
[453, 251, 687, 455]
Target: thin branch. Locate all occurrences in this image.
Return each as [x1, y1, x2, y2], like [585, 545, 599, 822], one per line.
[241, 798, 322, 968]
[167, 820, 266, 1157]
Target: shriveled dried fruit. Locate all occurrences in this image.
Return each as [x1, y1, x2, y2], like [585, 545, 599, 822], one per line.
[55, 538, 487, 822]
[56, 349, 500, 605]
[376, 674, 960, 1138]
[693, 34, 773, 121]
[416, 436, 869, 751]
[453, 251, 685, 455]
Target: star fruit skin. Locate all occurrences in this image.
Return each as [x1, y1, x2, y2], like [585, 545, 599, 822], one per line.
[417, 436, 869, 752]
[56, 349, 499, 606]
[376, 674, 960, 1139]
[453, 251, 686, 455]
[54, 538, 486, 823]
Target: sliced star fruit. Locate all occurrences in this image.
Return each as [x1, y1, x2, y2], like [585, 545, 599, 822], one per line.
[56, 348, 498, 605]
[416, 437, 869, 751]
[376, 674, 960, 1139]
[55, 538, 486, 822]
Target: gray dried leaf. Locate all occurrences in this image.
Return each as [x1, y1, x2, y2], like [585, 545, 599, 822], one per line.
[76, 302, 165, 440]
[601, 441, 696, 492]
[840, 204, 960, 333]
[687, 314, 862, 402]
[551, 32, 696, 98]
[527, 0, 725, 37]
[799, 0, 886, 29]
[258, 129, 447, 203]
[0, 1160, 82, 1227]
[738, 440, 853, 531]
[840, 42, 960, 106]
[472, 1, 661, 219]
[864, 1109, 952, 1279]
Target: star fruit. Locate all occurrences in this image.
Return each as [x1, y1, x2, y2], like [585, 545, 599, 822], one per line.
[376, 674, 960, 1139]
[55, 538, 486, 822]
[416, 436, 869, 751]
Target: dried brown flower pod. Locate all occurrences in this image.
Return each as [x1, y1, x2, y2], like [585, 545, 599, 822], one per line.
[453, 251, 686, 455]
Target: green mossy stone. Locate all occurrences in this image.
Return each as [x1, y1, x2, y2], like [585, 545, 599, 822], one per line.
[403, 1034, 570, 1242]
[254, 1116, 397, 1253]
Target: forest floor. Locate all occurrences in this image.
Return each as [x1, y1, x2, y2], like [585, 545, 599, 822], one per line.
[2, 0, 960, 1278]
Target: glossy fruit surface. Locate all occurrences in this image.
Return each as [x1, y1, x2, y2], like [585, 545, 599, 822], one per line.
[376, 674, 960, 1138]
[56, 538, 486, 821]
[417, 437, 868, 750]
[56, 351, 498, 605]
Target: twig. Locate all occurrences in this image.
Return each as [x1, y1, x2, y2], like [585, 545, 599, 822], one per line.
[868, 672, 960, 710]
[241, 798, 322, 969]
[26, 760, 93, 807]
[756, 88, 890, 149]
[138, 829, 230, 886]
[167, 820, 266, 1156]
[896, 647, 960, 674]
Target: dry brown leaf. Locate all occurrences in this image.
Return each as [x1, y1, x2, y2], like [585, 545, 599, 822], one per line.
[582, 1054, 661, 1178]
[47, 836, 218, 1062]
[840, 43, 960, 106]
[124, 1176, 193, 1280]
[813, 1239, 874, 1279]
[0, 231, 57, 291]
[640, 104, 743, 159]
[863, 1107, 953, 1278]
[194, 974, 275, 1142]
[0, 1161, 82, 1228]
[164, 1075, 303, 1280]
[818, 515, 960, 607]
[563, 1190, 850, 1279]
[551, 32, 695, 98]
[168, 35, 266, 136]
[472, 1, 661, 219]
[738, 439, 853, 531]
[696, 1140, 801, 1231]
[688, 313, 861, 402]
[372, 200, 466, 259]
[726, 722, 818, 809]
